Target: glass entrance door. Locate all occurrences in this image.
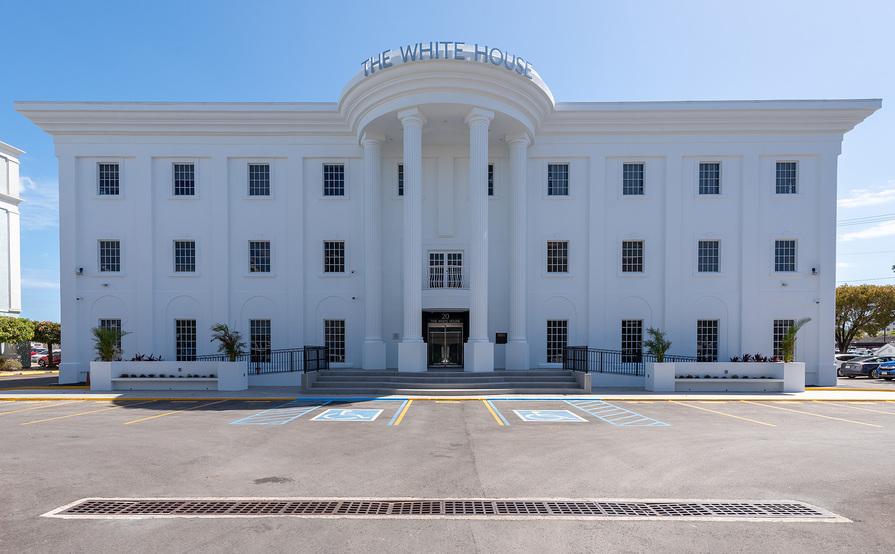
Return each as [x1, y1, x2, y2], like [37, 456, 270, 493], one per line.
[427, 322, 464, 368]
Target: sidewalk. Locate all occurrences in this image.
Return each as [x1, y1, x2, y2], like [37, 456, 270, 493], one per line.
[1, 386, 894, 402]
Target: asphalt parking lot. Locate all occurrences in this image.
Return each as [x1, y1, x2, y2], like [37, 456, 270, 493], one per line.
[2, 397, 894, 552]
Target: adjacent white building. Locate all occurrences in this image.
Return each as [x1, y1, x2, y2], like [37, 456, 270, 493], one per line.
[17, 43, 879, 385]
[0, 141, 22, 318]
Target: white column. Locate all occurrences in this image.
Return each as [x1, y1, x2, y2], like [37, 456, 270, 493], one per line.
[464, 107, 495, 372]
[505, 133, 530, 370]
[361, 132, 386, 369]
[397, 108, 427, 372]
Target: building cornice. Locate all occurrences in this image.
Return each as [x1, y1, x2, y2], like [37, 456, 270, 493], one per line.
[0, 140, 24, 158]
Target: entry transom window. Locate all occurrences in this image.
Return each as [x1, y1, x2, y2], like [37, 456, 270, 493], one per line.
[698, 162, 720, 195]
[249, 240, 271, 273]
[98, 240, 121, 272]
[173, 240, 196, 273]
[547, 163, 569, 196]
[546, 241, 569, 273]
[697, 320, 719, 362]
[621, 320, 643, 363]
[428, 251, 463, 288]
[250, 319, 271, 363]
[175, 319, 197, 361]
[248, 163, 270, 196]
[697, 240, 720, 273]
[773, 319, 794, 358]
[488, 163, 494, 196]
[324, 319, 346, 363]
[323, 163, 345, 196]
[621, 240, 644, 273]
[546, 320, 568, 363]
[774, 240, 797, 272]
[397, 163, 404, 196]
[98, 162, 120, 196]
[622, 163, 644, 195]
[776, 161, 798, 194]
[324, 241, 345, 273]
[173, 163, 195, 196]
[99, 319, 122, 352]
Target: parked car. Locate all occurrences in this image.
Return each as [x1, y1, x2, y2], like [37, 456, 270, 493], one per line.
[37, 351, 60, 367]
[840, 356, 895, 379]
[877, 361, 895, 381]
[835, 353, 864, 374]
[29, 348, 48, 365]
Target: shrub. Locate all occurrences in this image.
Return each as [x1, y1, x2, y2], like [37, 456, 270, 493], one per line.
[644, 328, 672, 362]
[0, 358, 23, 371]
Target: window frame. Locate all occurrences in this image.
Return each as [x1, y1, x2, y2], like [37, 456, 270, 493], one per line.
[322, 162, 347, 198]
[97, 239, 122, 273]
[171, 161, 197, 197]
[546, 162, 570, 197]
[546, 319, 568, 364]
[622, 162, 645, 196]
[697, 161, 721, 195]
[175, 319, 197, 362]
[248, 240, 272, 275]
[172, 239, 197, 274]
[324, 319, 346, 363]
[773, 239, 798, 273]
[697, 239, 720, 274]
[96, 161, 122, 197]
[696, 319, 719, 362]
[775, 161, 799, 195]
[773, 319, 795, 359]
[620, 240, 644, 274]
[396, 162, 404, 197]
[487, 162, 495, 197]
[621, 320, 643, 363]
[545, 240, 569, 274]
[98, 318, 123, 353]
[323, 240, 347, 275]
[427, 250, 464, 289]
[247, 162, 272, 198]
[249, 319, 272, 363]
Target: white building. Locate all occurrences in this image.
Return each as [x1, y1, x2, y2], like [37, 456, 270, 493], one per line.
[0, 141, 22, 319]
[17, 43, 879, 385]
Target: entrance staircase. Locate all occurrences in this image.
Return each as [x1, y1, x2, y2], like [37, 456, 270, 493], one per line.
[304, 369, 585, 396]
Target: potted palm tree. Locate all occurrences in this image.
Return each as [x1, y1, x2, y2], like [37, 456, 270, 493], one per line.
[92, 326, 128, 362]
[644, 327, 671, 362]
[781, 318, 811, 363]
[210, 323, 246, 362]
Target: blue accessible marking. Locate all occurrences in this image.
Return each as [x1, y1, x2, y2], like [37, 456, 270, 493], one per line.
[513, 409, 587, 423]
[230, 401, 330, 426]
[564, 400, 669, 427]
[311, 408, 383, 422]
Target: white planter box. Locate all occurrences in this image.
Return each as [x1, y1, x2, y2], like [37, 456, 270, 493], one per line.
[90, 361, 247, 391]
[645, 361, 805, 393]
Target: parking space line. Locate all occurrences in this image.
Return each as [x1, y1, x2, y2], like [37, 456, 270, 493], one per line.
[22, 401, 156, 425]
[388, 400, 413, 426]
[565, 400, 669, 427]
[818, 401, 895, 415]
[670, 400, 776, 427]
[123, 400, 229, 425]
[742, 401, 883, 428]
[483, 400, 509, 426]
[0, 401, 82, 416]
[230, 401, 330, 426]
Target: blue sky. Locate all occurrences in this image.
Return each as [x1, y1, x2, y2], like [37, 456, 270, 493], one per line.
[1, 0, 893, 322]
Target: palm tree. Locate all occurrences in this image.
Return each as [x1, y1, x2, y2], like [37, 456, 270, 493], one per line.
[92, 326, 128, 361]
[644, 327, 672, 362]
[210, 323, 246, 362]
[781, 318, 811, 362]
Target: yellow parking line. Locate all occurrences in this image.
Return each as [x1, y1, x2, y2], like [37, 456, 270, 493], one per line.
[0, 400, 82, 416]
[123, 400, 229, 425]
[743, 401, 883, 428]
[482, 399, 505, 427]
[22, 401, 156, 425]
[815, 401, 895, 416]
[670, 400, 776, 427]
[392, 399, 413, 426]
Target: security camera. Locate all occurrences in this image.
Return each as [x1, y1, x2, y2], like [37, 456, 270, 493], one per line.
[77, 267, 84, 275]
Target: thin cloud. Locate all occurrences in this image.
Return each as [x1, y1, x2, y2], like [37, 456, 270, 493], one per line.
[22, 277, 60, 290]
[839, 220, 895, 242]
[19, 176, 59, 231]
[838, 184, 895, 209]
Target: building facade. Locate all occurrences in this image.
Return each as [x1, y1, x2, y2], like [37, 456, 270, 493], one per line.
[0, 141, 22, 319]
[18, 44, 878, 385]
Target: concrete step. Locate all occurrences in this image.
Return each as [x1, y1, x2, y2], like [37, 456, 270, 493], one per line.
[304, 387, 586, 396]
[311, 380, 579, 389]
[316, 370, 574, 378]
[314, 375, 578, 384]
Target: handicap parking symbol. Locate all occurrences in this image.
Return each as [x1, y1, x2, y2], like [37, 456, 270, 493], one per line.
[513, 409, 587, 423]
[311, 408, 383, 422]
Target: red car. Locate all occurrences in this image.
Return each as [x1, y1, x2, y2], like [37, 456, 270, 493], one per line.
[38, 351, 61, 367]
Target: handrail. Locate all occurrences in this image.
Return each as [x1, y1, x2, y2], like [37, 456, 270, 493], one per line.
[563, 346, 698, 375]
[196, 346, 330, 374]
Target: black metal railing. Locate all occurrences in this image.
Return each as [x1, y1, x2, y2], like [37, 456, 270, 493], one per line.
[196, 346, 330, 374]
[563, 346, 698, 376]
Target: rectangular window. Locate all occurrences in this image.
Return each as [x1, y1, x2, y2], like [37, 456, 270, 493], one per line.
[175, 319, 197, 361]
[428, 251, 463, 288]
[622, 163, 644, 195]
[546, 240, 569, 273]
[773, 319, 794, 358]
[621, 320, 643, 363]
[98, 240, 121, 272]
[250, 319, 271, 363]
[397, 163, 404, 196]
[324, 319, 346, 363]
[323, 163, 345, 196]
[248, 163, 270, 196]
[173, 240, 196, 273]
[488, 163, 494, 196]
[173, 163, 195, 196]
[323, 241, 345, 273]
[776, 161, 798, 194]
[249, 240, 271, 273]
[696, 320, 719, 362]
[547, 163, 569, 196]
[774, 240, 797, 272]
[97, 162, 120, 196]
[698, 162, 720, 195]
[99, 319, 122, 352]
[697, 240, 720, 273]
[621, 240, 644, 273]
[546, 320, 568, 363]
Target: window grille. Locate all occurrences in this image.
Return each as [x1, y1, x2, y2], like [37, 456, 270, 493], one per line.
[323, 163, 345, 196]
[488, 163, 494, 196]
[174, 240, 196, 273]
[99, 319, 122, 352]
[697, 240, 720, 273]
[546, 241, 569, 273]
[248, 163, 270, 196]
[547, 163, 569, 196]
[249, 241, 271, 273]
[323, 241, 345, 273]
[250, 319, 271, 363]
[98, 240, 121, 272]
[325, 319, 345, 363]
[775, 240, 797, 272]
[621, 320, 643, 363]
[173, 163, 195, 196]
[622, 163, 644, 195]
[175, 319, 197, 361]
[698, 162, 720, 195]
[546, 320, 568, 363]
[773, 320, 795, 358]
[98, 163, 120, 195]
[397, 163, 404, 196]
[776, 161, 798, 194]
[428, 251, 463, 288]
[697, 320, 719, 362]
[621, 240, 644, 273]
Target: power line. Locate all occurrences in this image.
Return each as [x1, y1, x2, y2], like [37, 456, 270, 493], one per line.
[837, 276, 895, 283]
[837, 213, 895, 227]
[837, 250, 895, 256]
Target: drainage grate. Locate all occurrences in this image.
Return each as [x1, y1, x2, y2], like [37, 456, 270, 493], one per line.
[44, 498, 847, 522]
